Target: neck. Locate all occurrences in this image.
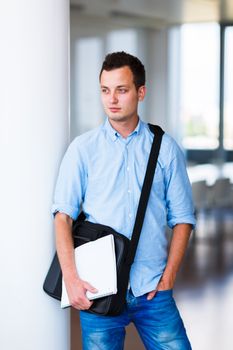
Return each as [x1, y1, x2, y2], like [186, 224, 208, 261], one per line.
[109, 116, 139, 138]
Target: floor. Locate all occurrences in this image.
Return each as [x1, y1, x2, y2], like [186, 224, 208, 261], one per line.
[174, 208, 233, 350]
[71, 208, 233, 349]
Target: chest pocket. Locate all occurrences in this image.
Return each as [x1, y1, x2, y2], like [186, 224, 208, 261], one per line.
[84, 153, 125, 201]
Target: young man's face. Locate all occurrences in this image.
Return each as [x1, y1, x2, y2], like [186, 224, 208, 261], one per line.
[100, 66, 146, 124]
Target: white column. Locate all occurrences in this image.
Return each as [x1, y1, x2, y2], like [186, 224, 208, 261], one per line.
[145, 28, 169, 128]
[0, 1, 70, 349]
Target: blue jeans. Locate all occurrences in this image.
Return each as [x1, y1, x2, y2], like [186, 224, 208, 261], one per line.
[80, 289, 192, 350]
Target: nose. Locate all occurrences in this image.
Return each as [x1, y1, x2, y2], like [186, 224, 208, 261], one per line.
[110, 91, 118, 104]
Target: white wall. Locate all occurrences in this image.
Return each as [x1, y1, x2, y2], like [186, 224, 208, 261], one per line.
[0, 1, 70, 349]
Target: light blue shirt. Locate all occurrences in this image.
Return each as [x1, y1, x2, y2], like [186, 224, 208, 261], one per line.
[52, 118, 195, 297]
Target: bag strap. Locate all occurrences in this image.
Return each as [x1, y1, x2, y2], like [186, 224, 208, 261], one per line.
[125, 124, 164, 265]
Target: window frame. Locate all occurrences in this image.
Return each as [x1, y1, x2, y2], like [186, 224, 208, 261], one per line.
[186, 23, 233, 164]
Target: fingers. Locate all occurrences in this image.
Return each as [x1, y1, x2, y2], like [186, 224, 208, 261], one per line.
[71, 295, 93, 310]
[147, 290, 157, 300]
[83, 281, 98, 294]
[69, 280, 98, 310]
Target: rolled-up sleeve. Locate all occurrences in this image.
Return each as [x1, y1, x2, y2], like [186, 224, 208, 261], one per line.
[165, 141, 196, 229]
[51, 140, 87, 221]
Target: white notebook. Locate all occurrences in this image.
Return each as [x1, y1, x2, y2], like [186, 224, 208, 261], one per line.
[61, 234, 117, 308]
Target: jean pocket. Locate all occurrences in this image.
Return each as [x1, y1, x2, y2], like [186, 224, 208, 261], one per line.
[155, 289, 173, 299]
[156, 288, 173, 293]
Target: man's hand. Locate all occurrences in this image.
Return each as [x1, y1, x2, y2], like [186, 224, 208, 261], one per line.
[146, 274, 175, 300]
[65, 276, 98, 310]
[147, 223, 192, 301]
[54, 213, 98, 310]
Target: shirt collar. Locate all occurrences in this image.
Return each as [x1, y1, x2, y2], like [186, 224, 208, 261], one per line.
[104, 118, 142, 142]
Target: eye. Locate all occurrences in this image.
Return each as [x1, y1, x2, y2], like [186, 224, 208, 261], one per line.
[118, 88, 127, 94]
[101, 88, 109, 94]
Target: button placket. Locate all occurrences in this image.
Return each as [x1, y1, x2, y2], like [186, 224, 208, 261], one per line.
[126, 144, 135, 233]
[123, 144, 132, 237]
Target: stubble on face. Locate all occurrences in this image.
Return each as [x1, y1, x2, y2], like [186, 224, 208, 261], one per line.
[100, 67, 140, 125]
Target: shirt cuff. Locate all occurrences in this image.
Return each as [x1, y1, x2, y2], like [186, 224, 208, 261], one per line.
[51, 204, 79, 221]
[168, 215, 196, 229]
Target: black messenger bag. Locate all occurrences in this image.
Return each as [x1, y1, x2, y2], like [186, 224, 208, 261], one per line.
[43, 124, 164, 316]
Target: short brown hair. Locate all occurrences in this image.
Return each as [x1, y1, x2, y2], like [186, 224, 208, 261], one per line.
[99, 51, 146, 90]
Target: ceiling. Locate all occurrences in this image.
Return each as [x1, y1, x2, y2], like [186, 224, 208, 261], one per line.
[70, 0, 233, 29]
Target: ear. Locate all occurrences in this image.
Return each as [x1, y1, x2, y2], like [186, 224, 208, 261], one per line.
[138, 86, 146, 101]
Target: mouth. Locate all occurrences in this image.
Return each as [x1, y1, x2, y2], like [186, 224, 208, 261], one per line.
[109, 107, 121, 113]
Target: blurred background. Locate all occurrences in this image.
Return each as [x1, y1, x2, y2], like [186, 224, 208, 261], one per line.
[1, 1, 232, 349]
[69, 1, 233, 349]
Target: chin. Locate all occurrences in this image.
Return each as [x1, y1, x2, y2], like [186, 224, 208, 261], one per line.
[108, 115, 128, 122]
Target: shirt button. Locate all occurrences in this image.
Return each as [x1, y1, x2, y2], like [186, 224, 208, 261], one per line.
[129, 213, 132, 218]
[128, 189, 131, 194]
[127, 167, 129, 171]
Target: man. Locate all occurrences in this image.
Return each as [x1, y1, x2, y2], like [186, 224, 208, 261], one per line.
[52, 51, 195, 349]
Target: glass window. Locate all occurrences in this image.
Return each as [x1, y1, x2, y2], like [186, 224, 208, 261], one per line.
[180, 23, 220, 149]
[224, 26, 233, 150]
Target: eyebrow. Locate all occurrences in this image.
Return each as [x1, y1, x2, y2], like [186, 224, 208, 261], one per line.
[116, 85, 129, 88]
[100, 85, 129, 89]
